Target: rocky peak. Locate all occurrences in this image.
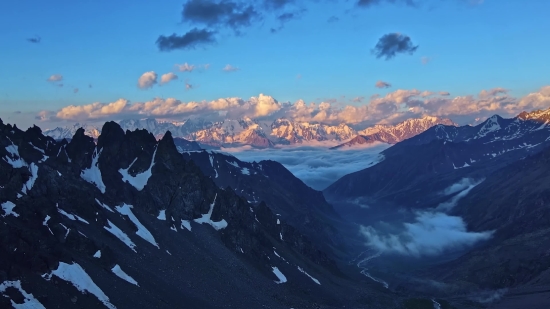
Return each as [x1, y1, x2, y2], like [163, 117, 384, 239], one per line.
[66, 127, 96, 168]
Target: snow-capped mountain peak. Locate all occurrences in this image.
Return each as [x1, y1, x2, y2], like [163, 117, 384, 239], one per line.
[332, 116, 456, 148]
[44, 116, 452, 148]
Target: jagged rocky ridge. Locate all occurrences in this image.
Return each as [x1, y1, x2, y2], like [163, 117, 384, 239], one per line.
[44, 116, 453, 149]
[180, 150, 351, 259]
[0, 119, 407, 309]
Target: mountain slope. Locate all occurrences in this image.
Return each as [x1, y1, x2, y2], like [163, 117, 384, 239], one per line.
[324, 109, 550, 206]
[180, 150, 350, 258]
[419, 143, 550, 307]
[0, 119, 401, 309]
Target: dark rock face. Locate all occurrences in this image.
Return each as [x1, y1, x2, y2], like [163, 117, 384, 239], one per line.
[181, 150, 351, 259]
[0, 119, 401, 309]
[431, 145, 550, 289]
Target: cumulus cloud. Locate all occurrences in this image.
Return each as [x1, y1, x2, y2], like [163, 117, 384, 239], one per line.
[137, 71, 158, 89]
[47, 74, 63, 82]
[512, 86, 550, 112]
[156, 28, 216, 51]
[372, 33, 418, 60]
[40, 86, 550, 128]
[160, 73, 178, 85]
[375, 80, 391, 88]
[56, 99, 129, 120]
[360, 211, 493, 256]
[49, 94, 280, 122]
[227, 142, 390, 190]
[352, 96, 365, 103]
[223, 64, 240, 72]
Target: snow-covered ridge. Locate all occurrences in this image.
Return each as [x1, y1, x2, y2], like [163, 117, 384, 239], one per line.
[42, 116, 455, 148]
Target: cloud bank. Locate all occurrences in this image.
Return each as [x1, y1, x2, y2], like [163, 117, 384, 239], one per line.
[360, 177, 491, 257]
[226, 142, 390, 190]
[37, 86, 550, 127]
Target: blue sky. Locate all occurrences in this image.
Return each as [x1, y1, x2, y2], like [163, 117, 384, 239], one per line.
[1, 0, 549, 128]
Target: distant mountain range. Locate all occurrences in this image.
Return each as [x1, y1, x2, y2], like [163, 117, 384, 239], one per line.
[43, 116, 455, 148]
[330, 116, 456, 149]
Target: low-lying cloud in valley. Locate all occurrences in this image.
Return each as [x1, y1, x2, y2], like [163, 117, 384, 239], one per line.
[437, 178, 484, 212]
[360, 178, 491, 256]
[225, 142, 390, 191]
[360, 212, 493, 257]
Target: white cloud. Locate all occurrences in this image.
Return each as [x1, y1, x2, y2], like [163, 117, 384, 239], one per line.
[223, 64, 239, 72]
[47, 74, 63, 82]
[137, 71, 157, 89]
[56, 99, 129, 120]
[360, 211, 493, 257]
[39, 86, 550, 126]
[226, 142, 390, 190]
[175, 63, 195, 72]
[160, 73, 178, 85]
[436, 178, 484, 212]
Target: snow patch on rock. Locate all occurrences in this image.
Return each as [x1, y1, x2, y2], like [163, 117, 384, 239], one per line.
[81, 148, 106, 193]
[115, 204, 159, 248]
[42, 262, 116, 309]
[111, 264, 139, 286]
